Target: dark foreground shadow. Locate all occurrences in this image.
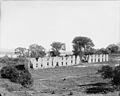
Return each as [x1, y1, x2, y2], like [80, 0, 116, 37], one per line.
[84, 82, 114, 94]
[85, 86, 114, 94]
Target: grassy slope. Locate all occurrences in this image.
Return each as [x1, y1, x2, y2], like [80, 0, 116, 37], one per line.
[0, 54, 120, 96]
[30, 53, 120, 96]
[30, 62, 119, 96]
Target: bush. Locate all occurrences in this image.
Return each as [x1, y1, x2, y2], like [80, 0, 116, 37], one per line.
[0, 56, 10, 64]
[17, 70, 33, 88]
[98, 65, 113, 79]
[0, 56, 29, 65]
[0, 66, 33, 88]
[112, 65, 120, 86]
[98, 65, 120, 88]
[0, 66, 19, 80]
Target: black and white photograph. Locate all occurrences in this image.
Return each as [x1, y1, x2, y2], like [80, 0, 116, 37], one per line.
[0, 0, 120, 96]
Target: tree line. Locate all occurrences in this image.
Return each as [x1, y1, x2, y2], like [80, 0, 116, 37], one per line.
[14, 36, 120, 60]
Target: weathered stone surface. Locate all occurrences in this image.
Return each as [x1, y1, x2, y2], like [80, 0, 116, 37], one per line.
[30, 54, 109, 69]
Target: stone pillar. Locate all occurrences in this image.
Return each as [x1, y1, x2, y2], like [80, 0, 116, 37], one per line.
[53, 57, 57, 67]
[88, 55, 92, 63]
[96, 54, 98, 62]
[106, 54, 109, 61]
[92, 55, 95, 63]
[67, 56, 71, 66]
[63, 57, 67, 66]
[30, 58, 37, 69]
[46, 57, 50, 68]
[76, 56, 80, 64]
[38, 58, 42, 68]
[48, 57, 52, 68]
[86, 55, 89, 62]
[58, 57, 62, 67]
[72, 56, 76, 65]
[71, 56, 74, 65]
[61, 57, 63, 66]
[103, 54, 106, 62]
[100, 54, 103, 62]
[42, 57, 47, 68]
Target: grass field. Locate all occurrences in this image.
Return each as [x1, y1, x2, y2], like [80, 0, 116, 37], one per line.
[29, 62, 119, 96]
[0, 55, 120, 96]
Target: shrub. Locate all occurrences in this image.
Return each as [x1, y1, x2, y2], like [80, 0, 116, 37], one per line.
[98, 65, 120, 88]
[98, 65, 113, 79]
[0, 56, 10, 64]
[0, 56, 29, 66]
[0, 66, 19, 81]
[112, 65, 120, 86]
[0, 66, 33, 88]
[17, 70, 33, 88]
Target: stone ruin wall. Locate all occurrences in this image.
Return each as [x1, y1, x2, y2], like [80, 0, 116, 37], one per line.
[29, 54, 109, 69]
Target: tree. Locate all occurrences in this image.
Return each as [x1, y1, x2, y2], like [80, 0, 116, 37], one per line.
[116, 42, 120, 53]
[29, 44, 46, 59]
[14, 47, 27, 57]
[84, 48, 96, 55]
[72, 36, 94, 60]
[50, 42, 66, 56]
[106, 44, 119, 54]
[95, 48, 109, 54]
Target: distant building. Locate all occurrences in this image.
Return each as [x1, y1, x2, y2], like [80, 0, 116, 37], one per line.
[60, 51, 73, 56]
[46, 50, 73, 57]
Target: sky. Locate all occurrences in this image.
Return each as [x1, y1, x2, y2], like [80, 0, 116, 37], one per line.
[0, 1, 120, 51]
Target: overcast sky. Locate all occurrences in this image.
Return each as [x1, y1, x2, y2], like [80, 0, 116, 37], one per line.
[1, 1, 120, 51]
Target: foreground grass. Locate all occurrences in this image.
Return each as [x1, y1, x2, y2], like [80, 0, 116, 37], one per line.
[29, 62, 120, 96]
[0, 56, 120, 96]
